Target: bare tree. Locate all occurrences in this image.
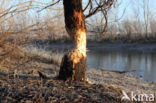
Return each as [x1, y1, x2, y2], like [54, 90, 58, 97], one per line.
[142, 0, 150, 37]
[57, 0, 115, 81]
[39, 0, 114, 81]
[150, 19, 156, 37]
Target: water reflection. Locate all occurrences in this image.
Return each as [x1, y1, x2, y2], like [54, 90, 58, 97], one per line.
[87, 50, 156, 82]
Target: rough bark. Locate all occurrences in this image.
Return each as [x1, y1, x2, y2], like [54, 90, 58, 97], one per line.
[58, 0, 87, 81]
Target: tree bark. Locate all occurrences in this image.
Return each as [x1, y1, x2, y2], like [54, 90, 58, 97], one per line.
[58, 0, 87, 81]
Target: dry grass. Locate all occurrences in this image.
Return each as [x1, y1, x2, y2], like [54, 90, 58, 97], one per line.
[22, 46, 63, 66]
[0, 40, 31, 71]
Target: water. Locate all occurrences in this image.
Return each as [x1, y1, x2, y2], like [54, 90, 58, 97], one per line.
[87, 50, 156, 82]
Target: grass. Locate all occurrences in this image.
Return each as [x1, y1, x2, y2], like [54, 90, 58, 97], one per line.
[22, 46, 64, 66]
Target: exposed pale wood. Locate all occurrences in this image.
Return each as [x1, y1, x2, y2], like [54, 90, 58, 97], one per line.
[58, 0, 87, 81]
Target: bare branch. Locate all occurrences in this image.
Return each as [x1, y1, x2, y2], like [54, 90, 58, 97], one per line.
[83, 0, 92, 12]
[85, 0, 114, 18]
[37, 0, 61, 13]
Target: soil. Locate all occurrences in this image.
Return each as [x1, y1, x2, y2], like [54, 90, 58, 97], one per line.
[0, 62, 122, 103]
[0, 45, 156, 103]
[0, 60, 156, 103]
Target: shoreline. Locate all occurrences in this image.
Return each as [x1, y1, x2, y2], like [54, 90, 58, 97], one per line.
[22, 43, 156, 83]
[86, 68, 156, 93]
[25, 42, 156, 53]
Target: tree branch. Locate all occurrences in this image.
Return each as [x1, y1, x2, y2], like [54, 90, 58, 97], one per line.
[85, 0, 114, 18]
[83, 0, 92, 12]
[37, 0, 61, 13]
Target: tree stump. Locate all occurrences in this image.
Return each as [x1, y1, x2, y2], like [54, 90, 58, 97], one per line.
[58, 50, 86, 81]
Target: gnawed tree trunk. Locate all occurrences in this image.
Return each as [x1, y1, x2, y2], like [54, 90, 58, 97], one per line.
[58, 0, 87, 81]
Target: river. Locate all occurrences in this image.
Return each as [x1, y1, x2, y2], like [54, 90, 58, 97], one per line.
[87, 49, 156, 82]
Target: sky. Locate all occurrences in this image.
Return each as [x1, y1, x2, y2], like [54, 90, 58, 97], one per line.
[118, 0, 156, 20]
[1, 0, 156, 22]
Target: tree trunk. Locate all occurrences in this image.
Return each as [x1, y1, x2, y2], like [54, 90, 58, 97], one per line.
[58, 0, 87, 81]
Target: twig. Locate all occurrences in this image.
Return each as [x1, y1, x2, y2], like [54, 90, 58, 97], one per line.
[37, 0, 61, 13]
[38, 71, 48, 79]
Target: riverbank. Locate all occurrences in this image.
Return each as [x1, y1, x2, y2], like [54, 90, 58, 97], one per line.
[23, 42, 156, 82]
[87, 68, 156, 93]
[0, 69, 122, 103]
[0, 61, 156, 103]
[1, 62, 156, 103]
[0, 42, 156, 102]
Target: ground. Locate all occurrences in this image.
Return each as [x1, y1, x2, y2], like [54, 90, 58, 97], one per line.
[0, 43, 156, 103]
[0, 62, 122, 103]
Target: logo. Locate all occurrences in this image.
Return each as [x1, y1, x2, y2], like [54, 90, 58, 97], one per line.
[121, 90, 155, 102]
[121, 90, 130, 101]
